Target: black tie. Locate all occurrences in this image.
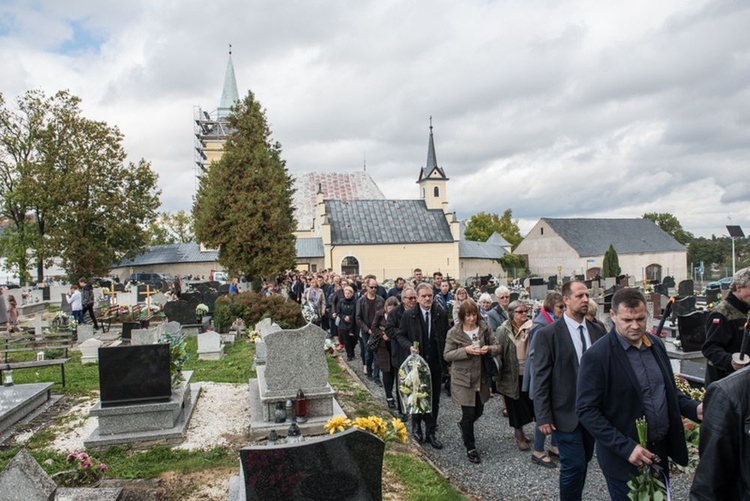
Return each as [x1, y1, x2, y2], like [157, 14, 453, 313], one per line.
[425, 311, 430, 342]
[579, 325, 587, 354]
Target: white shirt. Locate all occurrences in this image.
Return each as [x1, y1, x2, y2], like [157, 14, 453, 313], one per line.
[66, 289, 82, 311]
[563, 312, 591, 362]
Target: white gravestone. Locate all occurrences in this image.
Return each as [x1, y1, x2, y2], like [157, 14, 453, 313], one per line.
[197, 330, 224, 360]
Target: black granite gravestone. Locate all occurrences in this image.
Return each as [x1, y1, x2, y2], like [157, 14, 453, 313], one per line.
[218, 284, 231, 294]
[678, 280, 695, 297]
[203, 291, 220, 313]
[671, 295, 696, 318]
[239, 428, 385, 501]
[705, 288, 721, 305]
[529, 277, 544, 286]
[548, 276, 557, 287]
[654, 284, 668, 296]
[677, 310, 708, 352]
[164, 297, 201, 325]
[509, 292, 519, 303]
[41, 286, 50, 301]
[662, 276, 675, 289]
[562, 276, 571, 284]
[208, 281, 221, 290]
[98, 343, 171, 406]
[114, 283, 126, 292]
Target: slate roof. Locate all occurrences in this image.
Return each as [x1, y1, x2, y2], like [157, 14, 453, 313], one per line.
[542, 218, 686, 257]
[325, 199, 454, 245]
[293, 172, 385, 230]
[118, 243, 219, 266]
[459, 240, 507, 259]
[296, 237, 324, 258]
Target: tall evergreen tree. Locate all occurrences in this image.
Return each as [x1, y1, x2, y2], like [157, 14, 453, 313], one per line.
[193, 91, 296, 280]
[602, 244, 621, 278]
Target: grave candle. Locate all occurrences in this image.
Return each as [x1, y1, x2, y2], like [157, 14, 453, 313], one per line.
[294, 389, 308, 423]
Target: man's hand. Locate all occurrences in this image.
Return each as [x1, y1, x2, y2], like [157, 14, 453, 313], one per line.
[628, 444, 655, 467]
[731, 359, 748, 371]
[410, 346, 419, 355]
[697, 403, 703, 421]
[538, 423, 556, 435]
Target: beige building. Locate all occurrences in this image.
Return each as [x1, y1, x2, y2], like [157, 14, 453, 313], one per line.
[513, 218, 688, 282]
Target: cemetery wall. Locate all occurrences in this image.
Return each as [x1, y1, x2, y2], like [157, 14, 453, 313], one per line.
[459, 257, 506, 280]
[110, 262, 218, 283]
[327, 241, 460, 280]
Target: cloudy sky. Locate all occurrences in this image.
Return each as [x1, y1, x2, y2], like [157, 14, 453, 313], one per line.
[2, 0, 749, 238]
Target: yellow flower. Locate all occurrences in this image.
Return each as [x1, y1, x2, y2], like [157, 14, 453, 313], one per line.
[324, 416, 351, 434]
[391, 418, 407, 444]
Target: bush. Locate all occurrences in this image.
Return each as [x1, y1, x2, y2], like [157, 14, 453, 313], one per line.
[213, 292, 305, 332]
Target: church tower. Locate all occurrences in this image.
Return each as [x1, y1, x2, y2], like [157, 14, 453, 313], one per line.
[194, 47, 240, 176]
[417, 118, 449, 213]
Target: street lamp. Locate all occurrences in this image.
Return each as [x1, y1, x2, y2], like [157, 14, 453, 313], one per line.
[727, 225, 745, 276]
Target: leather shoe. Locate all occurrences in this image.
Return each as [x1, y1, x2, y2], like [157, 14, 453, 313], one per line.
[412, 424, 424, 443]
[467, 449, 481, 464]
[426, 434, 443, 449]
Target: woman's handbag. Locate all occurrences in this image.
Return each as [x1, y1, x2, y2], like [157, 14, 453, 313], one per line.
[481, 331, 499, 378]
[367, 330, 382, 352]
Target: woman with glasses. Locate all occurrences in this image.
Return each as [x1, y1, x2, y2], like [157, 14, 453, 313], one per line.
[495, 300, 535, 451]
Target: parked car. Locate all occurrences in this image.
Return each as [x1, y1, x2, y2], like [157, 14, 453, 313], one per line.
[705, 276, 732, 290]
[128, 272, 173, 287]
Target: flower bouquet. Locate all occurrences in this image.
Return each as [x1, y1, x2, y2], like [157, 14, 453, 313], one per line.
[324, 415, 407, 444]
[627, 417, 669, 501]
[397, 343, 432, 414]
[53, 451, 108, 487]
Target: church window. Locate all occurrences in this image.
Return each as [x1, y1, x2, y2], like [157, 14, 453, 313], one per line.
[433, 186, 440, 197]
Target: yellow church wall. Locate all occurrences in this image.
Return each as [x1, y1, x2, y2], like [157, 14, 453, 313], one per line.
[327, 242, 459, 281]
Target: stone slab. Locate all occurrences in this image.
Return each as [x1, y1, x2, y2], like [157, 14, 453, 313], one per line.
[84, 384, 200, 450]
[262, 323, 329, 397]
[248, 378, 345, 439]
[256, 365, 336, 421]
[0, 383, 53, 435]
[130, 328, 159, 346]
[55, 487, 123, 500]
[77, 324, 96, 343]
[0, 448, 56, 501]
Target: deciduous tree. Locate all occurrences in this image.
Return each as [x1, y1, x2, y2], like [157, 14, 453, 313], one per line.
[642, 212, 694, 245]
[193, 91, 296, 280]
[464, 209, 523, 247]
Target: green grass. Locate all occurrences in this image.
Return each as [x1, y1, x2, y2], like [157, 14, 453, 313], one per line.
[182, 337, 256, 383]
[9, 350, 101, 397]
[385, 451, 468, 501]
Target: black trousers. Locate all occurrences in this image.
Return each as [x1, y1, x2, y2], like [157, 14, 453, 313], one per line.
[460, 392, 485, 450]
[82, 303, 98, 329]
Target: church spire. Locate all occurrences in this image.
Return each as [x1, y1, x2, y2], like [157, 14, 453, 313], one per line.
[418, 117, 448, 182]
[218, 44, 239, 119]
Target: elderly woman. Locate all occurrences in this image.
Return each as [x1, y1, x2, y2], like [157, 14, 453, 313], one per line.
[585, 298, 607, 333]
[495, 300, 535, 450]
[452, 287, 469, 325]
[524, 291, 563, 467]
[478, 293, 493, 325]
[444, 299, 501, 464]
[487, 285, 510, 332]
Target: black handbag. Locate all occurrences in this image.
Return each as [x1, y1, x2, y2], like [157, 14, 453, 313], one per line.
[481, 331, 499, 378]
[367, 329, 383, 352]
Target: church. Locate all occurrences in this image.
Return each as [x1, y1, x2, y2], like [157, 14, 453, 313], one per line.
[112, 51, 508, 283]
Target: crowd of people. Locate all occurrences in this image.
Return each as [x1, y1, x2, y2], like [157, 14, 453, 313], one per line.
[276, 266, 750, 500]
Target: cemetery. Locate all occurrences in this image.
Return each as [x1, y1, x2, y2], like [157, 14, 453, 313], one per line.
[0, 272, 733, 500]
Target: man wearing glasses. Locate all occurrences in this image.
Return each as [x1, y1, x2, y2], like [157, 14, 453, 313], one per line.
[387, 287, 417, 417]
[356, 277, 385, 383]
[533, 281, 605, 501]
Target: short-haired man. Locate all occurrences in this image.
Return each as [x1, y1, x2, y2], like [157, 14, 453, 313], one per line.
[411, 268, 424, 288]
[435, 280, 452, 311]
[356, 277, 385, 384]
[395, 283, 448, 449]
[577, 288, 702, 501]
[533, 280, 605, 501]
[702, 267, 750, 385]
[388, 278, 405, 299]
[432, 272, 443, 296]
[386, 286, 417, 414]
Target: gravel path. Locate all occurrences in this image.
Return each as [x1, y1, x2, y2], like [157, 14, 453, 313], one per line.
[342, 353, 695, 500]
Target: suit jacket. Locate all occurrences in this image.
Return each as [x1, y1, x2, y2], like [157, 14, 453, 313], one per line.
[395, 303, 448, 373]
[532, 316, 605, 433]
[576, 330, 700, 482]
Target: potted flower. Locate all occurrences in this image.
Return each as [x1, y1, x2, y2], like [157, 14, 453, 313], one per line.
[161, 333, 189, 387]
[52, 451, 108, 487]
[324, 415, 407, 444]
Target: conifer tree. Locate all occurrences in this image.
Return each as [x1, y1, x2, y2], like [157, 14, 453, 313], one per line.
[193, 91, 296, 280]
[602, 244, 621, 278]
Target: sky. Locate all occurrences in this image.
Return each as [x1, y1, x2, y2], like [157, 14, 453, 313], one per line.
[2, 0, 749, 239]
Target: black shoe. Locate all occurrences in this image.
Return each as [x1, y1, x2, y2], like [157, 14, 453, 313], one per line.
[373, 378, 382, 387]
[426, 434, 443, 449]
[346, 355, 354, 361]
[467, 449, 481, 464]
[366, 373, 373, 381]
[412, 424, 424, 443]
[387, 398, 396, 409]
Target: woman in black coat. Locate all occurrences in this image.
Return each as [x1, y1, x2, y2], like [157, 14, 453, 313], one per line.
[335, 286, 358, 361]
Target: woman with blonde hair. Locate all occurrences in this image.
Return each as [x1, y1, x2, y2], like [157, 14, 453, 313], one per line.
[452, 287, 469, 325]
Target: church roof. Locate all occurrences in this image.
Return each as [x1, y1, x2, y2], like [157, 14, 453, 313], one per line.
[459, 240, 507, 259]
[118, 243, 219, 266]
[218, 50, 239, 119]
[541, 218, 686, 257]
[293, 172, 385, 230]
[325, 199, 454, 245]
[418, 123, 448, 182]
[296, 237, 324, 258]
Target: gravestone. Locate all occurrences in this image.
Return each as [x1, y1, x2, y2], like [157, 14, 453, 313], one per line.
[31, 314, 49, 337]
[230, 428, 385, 501]
[218, 284, 231, 294]
[41, 286, 50, 301]
[678, 279, 695, 297]
[529, 283, 548, 300]
[197, 331, 224, 360]
[160, 321, 182, 337]
[672, 296, 697, 319]
[662, 276, 676, 289]
[529, 277, 544, 286]
[649, 293, 664, 320]
[0, 448, 56, 501]
[164, 297, 200, 325]
[77, 324, 96, 343]
[55, 487, 124, 501]
[603, 277, 617, 290]
[0, 383, 53, 435]
[677, 310, 708, 352]
[78, 338, 103, 364]
[203, 291, 220, 313]
[131, 328, 159, 346]
[509, 292, 519, 303]
[60, 293, 72, 313]
[705, 288, 721, 305]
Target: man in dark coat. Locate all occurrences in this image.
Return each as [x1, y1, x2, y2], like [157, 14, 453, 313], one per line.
[386, 286, 417, 417]
[356, 277, 385, 382]
[533, 280, 605, 501]
[690, 365, 750, 500]
[395, 283, 448, 449]
[577, 288, 702, 501]
[702, 267, 750, 385]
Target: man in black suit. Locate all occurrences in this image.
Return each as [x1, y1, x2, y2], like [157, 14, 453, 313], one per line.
[395, 282, 448, 449]
[577, 288, 702, 501]
[533, 280, 605, 501]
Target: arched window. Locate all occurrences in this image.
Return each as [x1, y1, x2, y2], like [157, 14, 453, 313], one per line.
[646, 264, 662, 282]
[422, 187, 426, 198]
[433, 186, 440, 197]
[341, 256, 360, 276]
